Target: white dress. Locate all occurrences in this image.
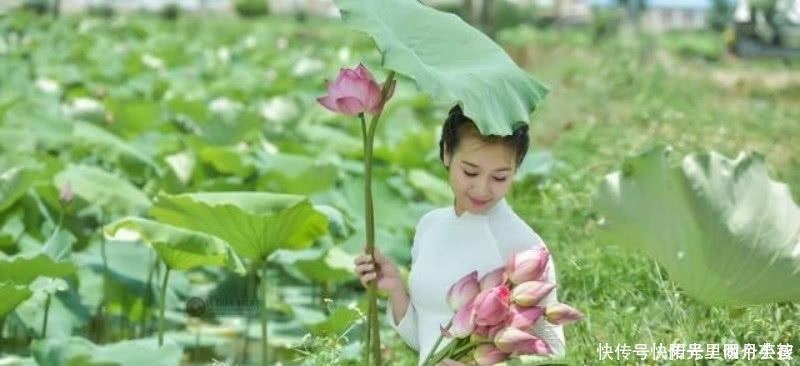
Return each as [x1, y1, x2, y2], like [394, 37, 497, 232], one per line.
[386, 198, 566, 365]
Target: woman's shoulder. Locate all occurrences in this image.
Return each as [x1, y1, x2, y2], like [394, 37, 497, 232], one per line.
[490, 202, 547, 253]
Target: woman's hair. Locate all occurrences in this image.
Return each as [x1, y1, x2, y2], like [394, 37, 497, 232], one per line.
[438, 105, 530, 168]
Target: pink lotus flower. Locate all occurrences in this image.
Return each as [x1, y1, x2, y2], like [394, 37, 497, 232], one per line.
[545, 303, 584, 325]
[446, 270, 480, 312]
[507, 304, 545, 330]
[511, 281, 555, 307]
[447, 300, 476, 339]
[479, 267, 506, 291]
[317, 63, 396, 116]
[473, 285, 511, 327]
[494, 327, 552, 355]
[506, 247, 549, 284]
[473, 344, 509, 366]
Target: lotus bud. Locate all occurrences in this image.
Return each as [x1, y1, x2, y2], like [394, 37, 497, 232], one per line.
[494, 327, 552, 355]
[473, 344, 509, 366]
[473, 285, 512, 327]
[446, 270, 480, 312]
[506, 247, 549, 284]
[508, 304, 545, 330]
[60, 182, 73, 204]
[449, 300, 476, 338]
[545, 303, 584, 325]
[317, 63, 396, 116]
[511, 281, 555, 307]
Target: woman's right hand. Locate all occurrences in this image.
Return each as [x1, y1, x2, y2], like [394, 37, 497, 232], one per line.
[353, 247, 405, 294]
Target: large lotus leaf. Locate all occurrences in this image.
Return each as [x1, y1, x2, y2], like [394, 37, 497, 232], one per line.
[105, 217, 246, 275]
[0, 282, 33, 318]
[0, 253, 77, 285]
[148, 192, 328, 261]
[31, 336, 183, 366]
[52, 164, 151, 215]
[0, 166, 37, 212]
[331, 0, 548, 136]
[593, 146, 800, 306]
[72, 120, 162, 174]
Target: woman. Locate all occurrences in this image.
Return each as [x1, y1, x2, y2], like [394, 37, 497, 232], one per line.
[353, 105, 566, 365]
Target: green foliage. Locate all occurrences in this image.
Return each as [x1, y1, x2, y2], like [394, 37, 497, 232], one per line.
[234, 0, 270, 18]
[86, 5, 114, 18]
[707, 0, 733, 33]
[159, 3, 181, 21]
[493, 0, 538, 32]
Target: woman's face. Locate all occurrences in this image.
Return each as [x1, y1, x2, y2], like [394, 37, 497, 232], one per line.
[444, 132, 517, 216]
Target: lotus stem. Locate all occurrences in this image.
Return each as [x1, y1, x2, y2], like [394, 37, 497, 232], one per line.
[41, 293, 52, 338]
[362, 70, 397, 366]
[158, 264, 171, 347]
[261, 262, 269, 366]
[142, 251, 157, 337]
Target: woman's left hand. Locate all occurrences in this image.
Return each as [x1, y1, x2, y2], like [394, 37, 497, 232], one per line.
[437, 359, 470, 366]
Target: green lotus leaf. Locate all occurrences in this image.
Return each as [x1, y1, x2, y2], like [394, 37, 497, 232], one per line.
[594, 145, 800, 306]
[331, 0, 548, 136]
[105, 217, 246, 275]
[149, 192, 328, 261]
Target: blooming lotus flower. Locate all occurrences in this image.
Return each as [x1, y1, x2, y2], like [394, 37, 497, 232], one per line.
[545, 303, 584, 325]
[507, 304, 545, 330]
[473, 285, 512, 327]
[479, 267, 507, 291]
[506, 247, 549, 284]
[494, 327, 552, 355]
[317, 63, 396, 116]
[447, 300, 476, 338]
[473, 344, 509, 366]
[446, 270, 480, 312]
[511, 280, 555, 307]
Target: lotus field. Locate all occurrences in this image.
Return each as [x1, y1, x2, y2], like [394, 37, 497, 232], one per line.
[1, 5, 799, 366]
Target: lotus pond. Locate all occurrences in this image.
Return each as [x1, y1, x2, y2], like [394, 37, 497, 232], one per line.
[0, 7, 799, 366]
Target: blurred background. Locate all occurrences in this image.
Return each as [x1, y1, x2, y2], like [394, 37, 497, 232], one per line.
[0, 0, 798, 365]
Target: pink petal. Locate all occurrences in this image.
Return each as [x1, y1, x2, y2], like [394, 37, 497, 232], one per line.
[355, 63, 376, 81]
[508, 305, 545, 330]
[335, 97, 365, 116]
[449, 301, 476, 338]
[317, 95, 340, 113]
[480, 267, 507, 291]
[446, 270, 480, 312]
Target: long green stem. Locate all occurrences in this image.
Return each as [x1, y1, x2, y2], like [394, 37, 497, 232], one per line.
[363, 70, 397, 366]
[142, 251, 157, 337]
[359, 113, 372, 366]
[158, 265, 171, 347]
[41, 294, 52, 338]
[261, 262, 269, 366]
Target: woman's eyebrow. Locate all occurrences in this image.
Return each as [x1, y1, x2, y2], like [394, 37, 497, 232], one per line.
[461, 160, 512, 172]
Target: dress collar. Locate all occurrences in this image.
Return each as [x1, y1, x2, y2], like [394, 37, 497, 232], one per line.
[452, 198, 509, 219]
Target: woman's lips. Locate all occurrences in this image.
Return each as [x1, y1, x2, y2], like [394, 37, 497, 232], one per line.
[469, 197, 490, 207]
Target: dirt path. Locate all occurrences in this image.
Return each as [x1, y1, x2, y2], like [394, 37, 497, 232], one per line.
[711, 69, 800, 89]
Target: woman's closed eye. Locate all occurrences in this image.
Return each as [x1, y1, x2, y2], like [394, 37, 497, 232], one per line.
[463, 170, 508, 182]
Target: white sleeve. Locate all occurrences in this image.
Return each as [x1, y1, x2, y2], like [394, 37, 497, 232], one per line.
[386, 299, 419, 351]
[384, 211, 432, 351]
